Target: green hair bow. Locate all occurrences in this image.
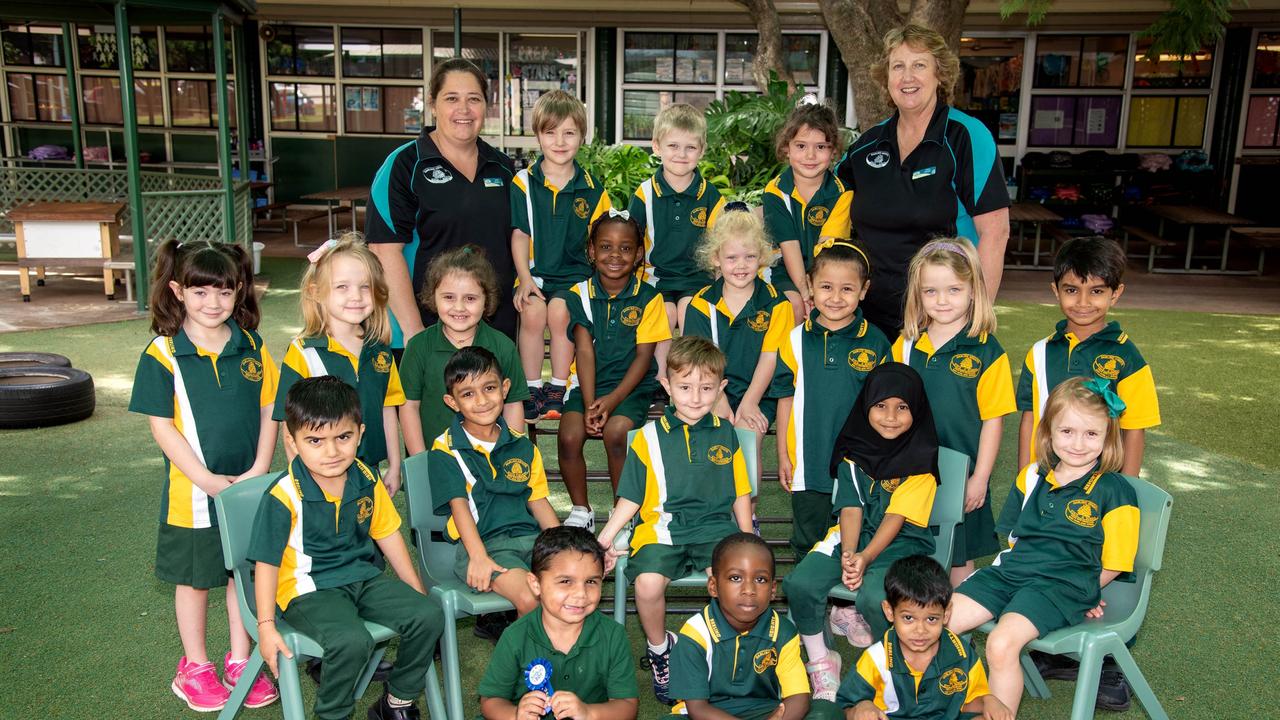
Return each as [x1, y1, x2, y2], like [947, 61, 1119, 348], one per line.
[1083, 378, 1126, 418]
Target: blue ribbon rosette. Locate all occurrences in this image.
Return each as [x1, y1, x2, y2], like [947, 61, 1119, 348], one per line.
[524, 657, 554, 697]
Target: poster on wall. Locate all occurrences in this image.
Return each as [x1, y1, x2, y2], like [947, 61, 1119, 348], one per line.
[345, 87, 362, 111]
[363, 87, 380, 111]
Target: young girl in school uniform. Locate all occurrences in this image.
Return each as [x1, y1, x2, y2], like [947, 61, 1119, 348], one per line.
[129, 240, 279, 713]
[896, 238, 1016, 585]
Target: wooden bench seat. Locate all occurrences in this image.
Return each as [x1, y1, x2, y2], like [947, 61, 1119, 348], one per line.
[1120, 224, 1176, 272]
[1230, 226, 1280, 273]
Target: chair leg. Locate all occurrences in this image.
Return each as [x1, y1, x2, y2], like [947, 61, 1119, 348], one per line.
[439, 592, 464, 720]
[1069, 639, 1107, 720]
[354, 645, 388, 700]
[1109, 646, 1168, 720]
[217, 649, 264, 720]
[277, 650, 308, 720]
[423, 660, 448, 720]
[1019, 651, 1051, 699]
[613, 565, 627, 625]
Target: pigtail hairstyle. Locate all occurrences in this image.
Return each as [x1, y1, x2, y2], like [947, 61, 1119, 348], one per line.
[1035, 376, 1125, 474]
[901, 237, 996, 341]
[300, 233, 392, 345]
[419, 244, 501, 319]
[148, 240, 260, 336]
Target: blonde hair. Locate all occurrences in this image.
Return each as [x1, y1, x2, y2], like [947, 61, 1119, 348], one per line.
[1035, 377, 1125, 474]
[695, 209, 775, 275]
[667, 335, 726, 380]
[901, 237, 996, 340]
[652, 103, 707, 146]
[870, 24, 960, 106]
[299, 233, 391, 345]
[531, 89, 586, 137]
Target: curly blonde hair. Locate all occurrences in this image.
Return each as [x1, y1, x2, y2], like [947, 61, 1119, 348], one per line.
[869, 24, 960, 107]
[299, 232, 391, 345]
[901, 237, 996, 341]
[695, 209, 776, 275]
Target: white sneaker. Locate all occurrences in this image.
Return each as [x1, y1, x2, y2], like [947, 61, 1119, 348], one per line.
[830, 605, 874, 648]
[565, 505, 595, 531]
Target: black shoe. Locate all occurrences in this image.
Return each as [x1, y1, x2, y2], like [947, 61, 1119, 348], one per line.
[523, 386, 544, 421]
[306, 658, 323, 685]
[371, 659, 394, 682]
[367, 691, 421, 720]
[473, 610, 516, 643]
[1029, 650, 1079, 680]
[1096, 667, 1132, 712]
[541, 384, 566, 418]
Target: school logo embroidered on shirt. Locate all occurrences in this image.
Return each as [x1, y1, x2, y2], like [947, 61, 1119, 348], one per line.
[690, 206, 708, 228]
[880, 477, 903, 492]
[503, 458, 531, 483]
[950, 353, 982, 379]
[372, 351, 392, 373]
[748, 310, 771, 332]
[240, 357, 263, 382]
[574, 197, 590, 219]
[620, 306, 642, 327]
[357, 496, 374, 524]
[938, 668, 968, 695]
[1066, 499, 1100, 528]
[866, 150, 890, 169]
[806, 205, 830, 227]
[753, 648, 778, 673]
[848, 348, 878, 372]
[707, 445, 732, 465]
[1092, 354, 1125, 380]
[422, 165, 454, 184]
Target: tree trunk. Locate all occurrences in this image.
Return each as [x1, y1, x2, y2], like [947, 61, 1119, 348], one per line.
[732, 0, 797, 91]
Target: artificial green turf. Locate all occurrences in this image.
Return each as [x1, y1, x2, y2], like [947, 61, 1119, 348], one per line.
[0, 255, 1277, 719]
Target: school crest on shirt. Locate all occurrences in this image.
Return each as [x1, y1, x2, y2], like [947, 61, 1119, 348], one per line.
[950, 353, 981, 379]
[1092, 355, 1125, 380]
[690, 207, 708, 228]
[574, 197, 590, 219]
[239, 357, 263, 382]
[806, 205, 830, 227]
[620, 305, 642, 327]
[357, 496, 374, 524]
[707, 445, 732, 465]
[753, 648, 778, 674]
[422, 165, 454, 184]
[372, 351, 392, 374]
[866, 150, 891, 169]
[748, 310, 771, 332]
[880, 477, 903, 492]
[503, 458, 531, 484]
[1066, 499, 1100, 528]
[848, 348, 878, 372]
[938, 668, 968, 695]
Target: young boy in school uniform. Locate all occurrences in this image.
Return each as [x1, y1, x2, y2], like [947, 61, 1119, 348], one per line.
[249, 376, 443, 720]
[597, 336, 754, 705]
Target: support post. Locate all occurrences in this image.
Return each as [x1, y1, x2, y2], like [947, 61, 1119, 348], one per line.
[115, 0, 148, 309]
[233, 24, 251, 188]
[213, 10, 236, 245]
[60, 23, 83, 169]
[453, 6, 462, 58]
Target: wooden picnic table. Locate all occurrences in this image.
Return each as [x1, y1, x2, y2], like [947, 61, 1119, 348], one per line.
[1145, 205, 1255, 274]
[6, 201, 126, 301]
[1007, 202, 1063, 269]
[301, 186, 369, 234]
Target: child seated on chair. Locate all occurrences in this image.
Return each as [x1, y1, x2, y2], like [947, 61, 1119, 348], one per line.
[597, 335, 754, 705]
[428, 346, 561, 616]
[947, 377, 1140, 716]
[669, 532, 812, 720]
[838, 555, 1010, 720]
[248, 376, 444, 720]
[478, 526, 639, 720]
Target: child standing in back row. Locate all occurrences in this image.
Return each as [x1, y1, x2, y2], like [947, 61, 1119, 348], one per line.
[129, 240, 279, 712]
[895, 238, 1015, 586]
[511, 90, 612, 422]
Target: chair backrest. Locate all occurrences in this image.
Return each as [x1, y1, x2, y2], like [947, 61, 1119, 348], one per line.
[1099, 475, 1173, 634]
[213, 472, 281, 635]
[928, 447, 969, 569]
[623, 425, 759, 496]
[402, 452, 464, 587]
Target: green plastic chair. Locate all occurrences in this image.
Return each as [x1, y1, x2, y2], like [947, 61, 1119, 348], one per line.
[213, 473, 447, 720]
[826, 446, 970, 604]
[977, 475, 1173, 720]
[403, 453, 516, 720]
[612, 427, 759, 624]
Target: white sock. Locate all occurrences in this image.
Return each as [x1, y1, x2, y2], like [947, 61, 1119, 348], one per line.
[387, 695, 414, 708]
[647, 634, 670, 655]
[550, 378, 567, 387]
[527, 379, 544, 389]
[802, 633, 829, 663]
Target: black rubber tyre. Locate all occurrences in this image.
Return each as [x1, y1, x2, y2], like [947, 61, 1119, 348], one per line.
[0, 366, 95, 429]
[0, 352, 71, 369]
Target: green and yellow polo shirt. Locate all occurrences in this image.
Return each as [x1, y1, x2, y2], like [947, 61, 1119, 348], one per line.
[426, 416, 548, 542]
[273, 335, 404, 466]
[992, 463, 1140, 612]
[129, 321, 278, 529]
[477, 606, 639, 705]
[246, 457, 398, 611]
[399, 321, 530, 445]
[762, 168, 853, 279]
[511, 158, 612, 291]
[670, 602, 809, 719]
[836, 628, 991, 717]
[769, 308, 892, 494]
[811, 461, 936, 558]
[565, 273, 671, 394]
[618, 408, 751, 552]
[684, 278, 794, 402]
[893, 328, 1015, 465]
[629, 169, 726, 294]
[1016, 320, 1161, 460]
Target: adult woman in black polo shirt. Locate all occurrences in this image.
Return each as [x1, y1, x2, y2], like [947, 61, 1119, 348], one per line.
[367, 59, 517, 347]
[837, 25, 1009, 337]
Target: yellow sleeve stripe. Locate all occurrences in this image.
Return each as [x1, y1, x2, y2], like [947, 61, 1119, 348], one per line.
[369, 478, 401, 539]
[688, 295, 712, 320]
[430, 433, 452, 453]
[891, 336, 906, 363]
[776, 635, 810, 699]
[1116, 365, 1161, 430]
[854, 650, 888, 709]
[706, 196, 726, 227]
[628, 431, 662, 550]
[762, 301, 793, 353]
[512, 173, 528, 194]
[281, 342, 311, 378]
[590, 192, 612, 224]
[144, 341, 175, 373]
[259, 345, 280, 408]
[777, 329, 799, 376]
[385, 361, 406, 406]
[732, 447, 751, 496]
[965, 658, 992, 704]
[679, 623, 709, 650]
[636, 293, 674, 344]
[528, 447, 549, 502]
[886, 473, 937, 527]
[1100, 504, 1140, 572]
[820, 191, 853, 238]
[976, 352, 1017, 420]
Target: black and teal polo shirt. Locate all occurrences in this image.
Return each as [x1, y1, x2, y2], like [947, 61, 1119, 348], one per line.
[628, 169, 726, 294]
[893, 328, 1016, 464]
[684, 278, 794, 401]
[810, 461, 936, 558]
[669, 603, 809, 719]
[769, 308, 892, 494]
[273, 335, 403, 466]
[835, 103, 1009, 334]
[1016, 319, 1161, 462]
[246, 457, 398, 611]
[129, 320, 278, 529]
[366, 126, 516, 344]
[426, 416, 548, 543]
[836, 628, 991, 717]
[477, 607, 638, 705]
[762, 168, 853, 285]
[618, 408, 752, 552]
[511, 158, 611, 292]
[565, 273, 671, 394]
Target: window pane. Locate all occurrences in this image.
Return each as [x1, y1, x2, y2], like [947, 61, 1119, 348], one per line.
[211, 80, 237, 129]
[2, 26, 34, 66]
[382, 29, 423, 79]
[345, 85, 384, 133]
[1071, 95, 1121, 145]
[171, 78, 212, 127]
[432, 31, 501, 135]
[6, 73, 37, 121]
[296, 83, 337, 131]
[342, 27, 382, 78]
[135, 77, 163, 125]
[35, 74, 70, 121]
[958, 37, 1024, 145]
[1134, 39, 1213, 89]
[1244, 95, 1280, 147]
[269, 82, 298, 130]
[724, 34, 755, 85]
[1172, 96, 1207, 146]
[266, 32, 295, 75]
[1028, 95, 1121, 147]
[384, 85, 423, 133]
[784, 34, 821, 86]
[2, 24, 64, 66]
[77, 25, 159, 71]
[1078, 36, 1127, 88]
[166, 26, 212, 73]
[1126, 96, 1175, 146]
[1252, 33, 1280, 89]
[1034, 35, 1080, 88]
[1035, 35, 1126, 88]
[508, 34, 578, 135]
[295, 26, 335, 76]
[624, 33, 675, 83]
[675, 33, 716, 84]
[82, 76, 123, 124]
[622, 89, 714, 140]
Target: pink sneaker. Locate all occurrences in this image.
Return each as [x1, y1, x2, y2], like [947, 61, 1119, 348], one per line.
[171, 657, 230, 712]
[224, 652, 280, 709]
[829, 605, 874, 648]
[805, 652, 842, 702]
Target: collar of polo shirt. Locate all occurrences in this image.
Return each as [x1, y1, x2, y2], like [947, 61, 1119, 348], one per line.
[288, 454, 376, 501]
[658, 405, 722, 433]
[879, 101, 953, 153]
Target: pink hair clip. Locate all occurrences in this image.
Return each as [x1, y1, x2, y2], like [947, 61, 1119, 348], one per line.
[307, 239, 338, 264]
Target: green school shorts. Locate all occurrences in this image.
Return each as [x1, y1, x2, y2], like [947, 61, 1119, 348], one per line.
[625, 541, 719, 582]
[453, 533, 538, 585]
[563, 384, 656, 428]
[155, 524, 229, 589]
[956, 565, 1075, 637]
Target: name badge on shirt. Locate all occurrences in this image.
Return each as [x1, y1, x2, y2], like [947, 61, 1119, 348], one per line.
[483, 177, 504, 188]
[912, 166, 937, 180]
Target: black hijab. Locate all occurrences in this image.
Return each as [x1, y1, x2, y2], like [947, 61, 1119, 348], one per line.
[829, 363, 939, 481]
